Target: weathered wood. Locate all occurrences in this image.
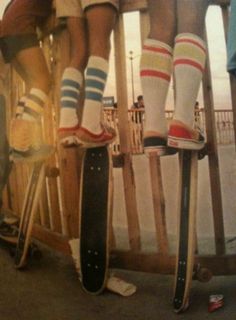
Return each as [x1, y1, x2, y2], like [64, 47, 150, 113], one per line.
[110, 251, 236, 275]
[149, 154, 168, 254]
[32, 224, 70, 255]
[114, 16, 141, 251]
[221, 5, 236, 149]
[202, 32, 226, 255]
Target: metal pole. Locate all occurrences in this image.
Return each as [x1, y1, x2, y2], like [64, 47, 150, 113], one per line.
[129, 50, 135, 105]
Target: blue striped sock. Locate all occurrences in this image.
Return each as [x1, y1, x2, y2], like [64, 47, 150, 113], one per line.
[59, 67, 82, 129]
[82, 56, 108, 133]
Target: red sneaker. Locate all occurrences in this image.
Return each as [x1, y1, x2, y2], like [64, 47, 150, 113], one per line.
[77, 125, 116, 148]
[168, 120, 205, 150]
[58, 123, 82, 147]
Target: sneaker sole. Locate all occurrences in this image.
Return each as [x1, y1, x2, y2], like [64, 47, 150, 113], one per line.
[144, 146, 168, 157]
[81, 138, 115, 148]
[168, 136, 205, 150]
[60, 136, 82, 148]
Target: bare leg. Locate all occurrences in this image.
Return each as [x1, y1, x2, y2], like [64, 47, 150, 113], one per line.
[81, 4, 117, 136]
[13, 46, 50, 94]
[141, 0, 176, 154]
[177, 0, 208, 37]
[148, 0, 176, 46]
[168, 0, 209, 150]
[86, 4, 117, 58]
[66, 17, 88, 71]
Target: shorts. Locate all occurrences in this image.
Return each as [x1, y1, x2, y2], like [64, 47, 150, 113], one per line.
[0, 0, 52, 62]
[56, 0, 119, 18]
[0, 34, 38, 63]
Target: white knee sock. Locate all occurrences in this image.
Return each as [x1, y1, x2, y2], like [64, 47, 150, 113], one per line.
[22, 88, 47, 121]
[173, 33, 206, 127]
[59, 67, 83, 129]
[81, 56, 108, 134]
[140, 38, 173, 137]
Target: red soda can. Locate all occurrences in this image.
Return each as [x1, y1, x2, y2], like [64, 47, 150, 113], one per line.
[208, 294, 224, 312]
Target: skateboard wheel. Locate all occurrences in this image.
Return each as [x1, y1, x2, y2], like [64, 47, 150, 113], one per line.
[195, 267, 213, 282]
[198, 145, 208, 160]
[27, 244, 42, 260]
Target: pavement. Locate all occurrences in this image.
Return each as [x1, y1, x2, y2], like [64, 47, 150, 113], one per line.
[0, 243, 235, 320]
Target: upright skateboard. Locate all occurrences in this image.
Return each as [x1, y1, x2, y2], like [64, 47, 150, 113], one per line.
[79, 146, 112, 294]
[173, 149, 198, 312]
[12, 145, 54, 268]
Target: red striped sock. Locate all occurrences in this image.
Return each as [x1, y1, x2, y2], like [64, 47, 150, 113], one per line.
[173, 33, 206, 127]
[140, 38, 173, 136]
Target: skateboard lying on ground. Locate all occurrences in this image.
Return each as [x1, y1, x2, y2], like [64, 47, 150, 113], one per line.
[79, 146, 112, 294]
[0, 209, 41, 259]
[173, 149, 212, 313]
[12, 145, 54, 269]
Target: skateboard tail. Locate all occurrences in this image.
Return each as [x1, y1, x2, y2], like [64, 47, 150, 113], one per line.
[173, 150, 198, 313]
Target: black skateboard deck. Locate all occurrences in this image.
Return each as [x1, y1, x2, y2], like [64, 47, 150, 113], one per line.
[13, 145, 54, 268]
[173, 149, 198, 313]
[79, 146, 112, 294]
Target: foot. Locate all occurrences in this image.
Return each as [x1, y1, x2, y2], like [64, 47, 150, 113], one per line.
[58, 123, 82, 147]
[168, 120, 205, 150]
[9, 118, 46, 157]
[143, 131, 177, 156]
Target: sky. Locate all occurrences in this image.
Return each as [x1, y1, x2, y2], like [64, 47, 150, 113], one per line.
[0, 2, 231, 110]
[105, 6, 232, 110]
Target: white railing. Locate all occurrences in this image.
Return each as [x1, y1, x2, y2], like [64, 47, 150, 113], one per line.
[103, 108, 235, 154]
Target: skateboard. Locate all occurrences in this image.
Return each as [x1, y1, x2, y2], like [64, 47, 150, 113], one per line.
[79, 146, 112, 294]
[12, 145, 54, 268]
[173, 149, 198, 313]
[0, 209, 41, 259]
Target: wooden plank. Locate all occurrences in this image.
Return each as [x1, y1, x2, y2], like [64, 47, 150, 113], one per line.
[110, 250, 236, 275]
[202, 31, 226, 255]
[221, 6, 236, 149]
[114, 16, 141, 251]
[149, 154, 168, 254]
[32, 224, 70, 255]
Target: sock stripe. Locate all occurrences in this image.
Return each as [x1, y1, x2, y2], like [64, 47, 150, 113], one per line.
[86, 68, 107, 81]
[61, 89, 79, 101]
[143, 45, 172, 56]
[85, 79, 105, 91]
[23, 106, 41, 119]
[140, 70, 171, 82]
[175, 38, 206, 53]
[85, 91, 103, 102]
[62, 79, 81, 90]
[174, 58, 204, 72]
[61, 100, 78, 108]
[27, 93, 45, 109]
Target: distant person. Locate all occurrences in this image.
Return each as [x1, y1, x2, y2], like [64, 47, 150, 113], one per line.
[56, 0, 119, 148]
[132, 95, 145, 109]
[0, 0, 52, 156]
[227, 0, 236, 77]
[132, 95, 145, 123]
[140, 0, 208, 155]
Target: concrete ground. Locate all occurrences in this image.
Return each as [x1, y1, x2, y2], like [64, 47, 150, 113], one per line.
[1, 145, 236, 320]
[0, 243, 235, 320]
